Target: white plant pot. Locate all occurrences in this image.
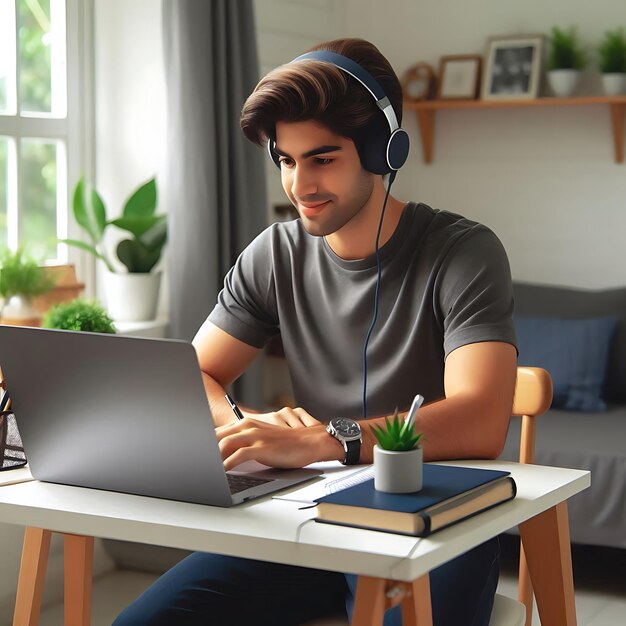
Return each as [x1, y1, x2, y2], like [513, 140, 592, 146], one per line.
[602, 73, 626, 96]
[373, 445, 423, 494]
[547, 69, 581, 97]
[103, 272, 161, 322]
[1, 295, 41, 325]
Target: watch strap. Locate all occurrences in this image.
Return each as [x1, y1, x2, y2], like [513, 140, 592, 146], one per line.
[343, 438, 361, 465]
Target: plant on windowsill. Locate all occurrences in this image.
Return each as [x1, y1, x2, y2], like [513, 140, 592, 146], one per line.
[0, 248, 55, 326]
[42, 299, 116, 334]
[598, 28, 626, 96]
[372, 410, 424, 494]
[61, 176, 167, 323]
[546, 26, 587, 97]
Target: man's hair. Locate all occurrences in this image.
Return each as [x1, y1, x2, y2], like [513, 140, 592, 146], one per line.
[240, 38, 403, 148]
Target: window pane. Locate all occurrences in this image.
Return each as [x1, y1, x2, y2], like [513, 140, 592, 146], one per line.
[0, 138, 7, 249]
[20, 139, 59, 260]
[0, 0, 17, 114]
[18, 0, 66, 117]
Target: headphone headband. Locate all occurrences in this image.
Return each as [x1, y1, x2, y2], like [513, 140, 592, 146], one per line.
[268, 49, 409, 175]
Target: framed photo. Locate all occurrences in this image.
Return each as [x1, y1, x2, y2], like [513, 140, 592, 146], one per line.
[401, 62, 436, 102]
[481, 35, 543, 100]
[436, 55, 482, 100]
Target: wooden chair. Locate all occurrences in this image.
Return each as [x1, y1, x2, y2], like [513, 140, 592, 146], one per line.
[9, 367, 552, 626]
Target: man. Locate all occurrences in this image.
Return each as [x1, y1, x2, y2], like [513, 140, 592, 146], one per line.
[115, 38, 517, 626]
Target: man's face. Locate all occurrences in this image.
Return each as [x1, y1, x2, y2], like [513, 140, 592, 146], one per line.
[274, 120, 375, 237]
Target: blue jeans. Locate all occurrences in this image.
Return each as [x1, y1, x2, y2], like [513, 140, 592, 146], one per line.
[113, 537, 500, 626]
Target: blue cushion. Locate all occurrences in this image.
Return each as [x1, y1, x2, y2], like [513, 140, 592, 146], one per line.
[514, 316, 617, 412]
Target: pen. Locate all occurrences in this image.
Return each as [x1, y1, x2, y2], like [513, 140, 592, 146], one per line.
[225, 394, 245, 420]
[404, 394, 424, 430]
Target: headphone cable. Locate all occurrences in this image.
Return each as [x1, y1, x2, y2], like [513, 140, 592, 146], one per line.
[362, 172, 396, 419]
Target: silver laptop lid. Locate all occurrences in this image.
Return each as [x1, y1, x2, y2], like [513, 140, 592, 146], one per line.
[0, 325, 234, 506]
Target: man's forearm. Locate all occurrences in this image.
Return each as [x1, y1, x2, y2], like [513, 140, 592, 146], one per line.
[359, 394, 510, 464]
[200, 372, 239, 427]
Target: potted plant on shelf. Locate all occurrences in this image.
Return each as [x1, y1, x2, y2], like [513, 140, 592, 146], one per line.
[372, 410, 424, 494]
[63, 176, 167, 322]
[0, 248, 55, 326]
[547, 26, 587, 97]
[42, 299, 116, 334]
[598, 28, 626, 96]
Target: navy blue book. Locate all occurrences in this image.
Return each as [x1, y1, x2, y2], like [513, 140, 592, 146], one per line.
[315, 464, 516, 536]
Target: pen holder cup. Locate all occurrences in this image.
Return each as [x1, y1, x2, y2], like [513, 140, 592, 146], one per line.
[373, 444, 423, 494]
[1, 413, 27, 471]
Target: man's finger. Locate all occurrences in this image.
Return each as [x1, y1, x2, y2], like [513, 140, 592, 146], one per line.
[293, 407, 321, 427]
[223, 446, 253, 471]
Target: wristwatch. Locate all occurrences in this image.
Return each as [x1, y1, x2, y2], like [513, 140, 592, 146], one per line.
[326, 417, 362, 465]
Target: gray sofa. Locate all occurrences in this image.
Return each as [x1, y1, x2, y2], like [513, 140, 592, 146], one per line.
[500, 282, 626, 549]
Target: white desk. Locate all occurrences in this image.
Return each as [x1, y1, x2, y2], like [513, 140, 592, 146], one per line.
[0, 460, 589, 626]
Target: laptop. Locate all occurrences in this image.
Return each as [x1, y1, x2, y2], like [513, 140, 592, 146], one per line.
[0, 325, 322, 506]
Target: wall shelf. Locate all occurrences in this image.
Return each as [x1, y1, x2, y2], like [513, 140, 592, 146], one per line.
[404, 95, 626, 164]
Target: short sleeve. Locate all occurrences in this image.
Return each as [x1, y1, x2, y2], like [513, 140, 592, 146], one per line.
[436, 227, 517, 358]
[207, 227, 279, 348]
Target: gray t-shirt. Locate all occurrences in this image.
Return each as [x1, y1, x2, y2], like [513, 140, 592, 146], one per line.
[209, 202, 516, 422]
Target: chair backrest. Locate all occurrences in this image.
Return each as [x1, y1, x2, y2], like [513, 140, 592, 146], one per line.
[510, 366, 553, 626]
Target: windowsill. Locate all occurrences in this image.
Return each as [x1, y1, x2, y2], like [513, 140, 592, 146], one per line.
[114, 317, 169, 338]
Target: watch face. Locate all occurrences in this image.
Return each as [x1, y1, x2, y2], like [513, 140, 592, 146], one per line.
[331, 417, 361, 438]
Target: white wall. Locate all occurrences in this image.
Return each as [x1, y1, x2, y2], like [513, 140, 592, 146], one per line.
[343, 0, 626, 288]
[93, 0, 168, 310]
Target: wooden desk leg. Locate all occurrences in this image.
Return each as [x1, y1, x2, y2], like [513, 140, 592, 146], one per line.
[63, 534, 94, 626]
[13, 527, 52, 626]
[519, 501, 577, 626]
[401, 575, 433, 626]
[352, 576, 386, 626]
[351, 575, 433, 626]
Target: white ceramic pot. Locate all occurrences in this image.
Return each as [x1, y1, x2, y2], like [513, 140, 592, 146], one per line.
[547, 69, 580, 97]
[373, 445, 423, 493]
[0, 295, 41, 326]
[602, 73, 626, 96]
[103, 271, 161, 322]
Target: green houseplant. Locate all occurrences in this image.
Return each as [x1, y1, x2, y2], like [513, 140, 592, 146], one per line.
[547, 26, 587, 97]
[63, 176, 166, 322]
[598, 28, 626, 95]
[372, 410, 424, 493]
[0, 248, 54, 324]
[42, 299, 116, 334]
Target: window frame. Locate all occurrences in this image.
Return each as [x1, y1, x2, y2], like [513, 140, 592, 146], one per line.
[0, 0, 95, 295]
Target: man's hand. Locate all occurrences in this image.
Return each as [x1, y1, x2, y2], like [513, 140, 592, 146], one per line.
[216, 419, 342, 470]
[240, 407, 321, 428]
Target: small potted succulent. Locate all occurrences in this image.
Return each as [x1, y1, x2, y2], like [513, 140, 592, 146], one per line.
[372, 410, 424, 493]
[42, 299, 116, 334]
[62, 176, 166, 322]
[0, 248, 55, 326]
[598, 28, 626, 95]
[547, 26, 587, 97]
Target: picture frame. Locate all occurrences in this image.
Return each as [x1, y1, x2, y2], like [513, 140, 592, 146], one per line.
[481, 35, 544, 100]
[401, 62, 436, 102]
[436, 55, 482, 100]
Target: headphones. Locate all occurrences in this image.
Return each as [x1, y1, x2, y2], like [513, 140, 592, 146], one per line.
[267, 50, 410, 176]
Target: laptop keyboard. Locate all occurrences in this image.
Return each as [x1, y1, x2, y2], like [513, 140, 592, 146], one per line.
[226, 473, 273, 494]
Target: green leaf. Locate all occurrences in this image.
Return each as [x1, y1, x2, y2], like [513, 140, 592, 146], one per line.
[122, 178, 157, 220]
[72, 177, 107, 243]
[139, 219, 167, 251]
[116, 239, 161, 273]
[60, 239, 115, 273]
[110, 215, 161, 239]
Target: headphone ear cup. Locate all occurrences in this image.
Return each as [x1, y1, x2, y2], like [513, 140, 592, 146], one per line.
[267, 139, 281, 169]
[353, 115, 392, 175]
[387, 129, 410, 171]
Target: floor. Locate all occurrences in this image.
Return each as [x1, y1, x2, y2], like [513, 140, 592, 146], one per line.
[39, 538, 626, 625]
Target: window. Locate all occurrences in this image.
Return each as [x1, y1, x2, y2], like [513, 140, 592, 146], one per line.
[0, 0, 90, 268]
